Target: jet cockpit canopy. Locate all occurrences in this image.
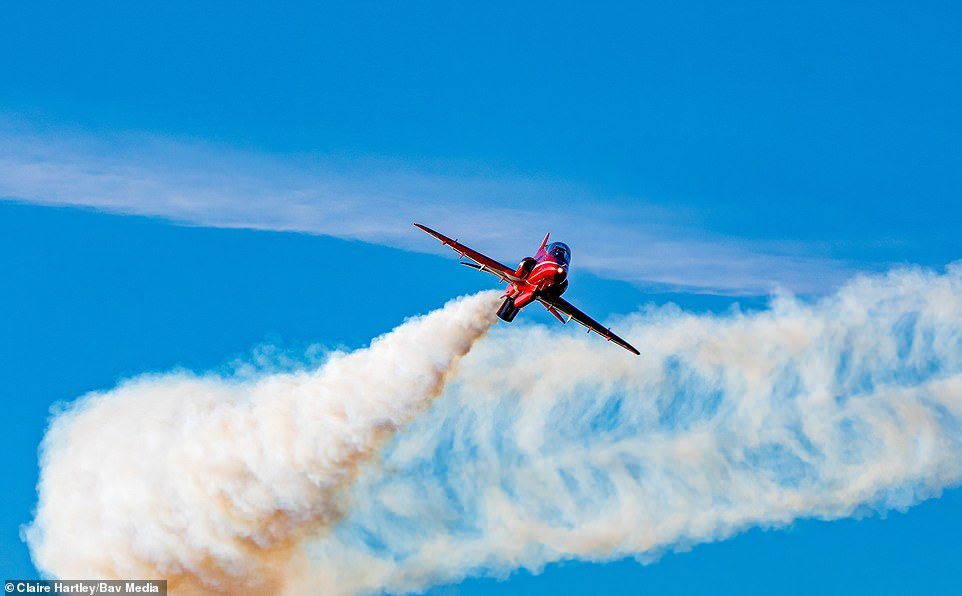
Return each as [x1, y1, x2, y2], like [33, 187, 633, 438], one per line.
[546, 242, 571, 264]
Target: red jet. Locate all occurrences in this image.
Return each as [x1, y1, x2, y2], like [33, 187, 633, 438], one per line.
[414, 223, 640, 355]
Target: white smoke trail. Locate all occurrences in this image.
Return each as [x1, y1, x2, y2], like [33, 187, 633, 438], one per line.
[297, 264, 962, 594]
[24, 291, 501, 594]
[27, 265, 962, 595]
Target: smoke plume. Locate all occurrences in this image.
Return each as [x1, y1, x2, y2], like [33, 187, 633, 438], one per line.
[302, 265, 962, 594]
[27, 265, 962, 594]
[25, 291, 500, 594]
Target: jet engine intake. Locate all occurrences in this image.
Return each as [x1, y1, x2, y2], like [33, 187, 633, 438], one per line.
[515, 257, 537, 279]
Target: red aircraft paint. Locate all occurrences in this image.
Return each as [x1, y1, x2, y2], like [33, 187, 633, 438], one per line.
[414, 223, 640, 355]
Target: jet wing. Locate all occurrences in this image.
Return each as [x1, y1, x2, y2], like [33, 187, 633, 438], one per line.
[538, 294, 641, 355]
[414, 223, 521, 284]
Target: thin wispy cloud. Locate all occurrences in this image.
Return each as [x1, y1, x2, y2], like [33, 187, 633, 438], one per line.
[0, 118, 858, 294]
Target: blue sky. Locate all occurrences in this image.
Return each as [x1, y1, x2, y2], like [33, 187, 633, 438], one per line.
[2, 1, 962, 593]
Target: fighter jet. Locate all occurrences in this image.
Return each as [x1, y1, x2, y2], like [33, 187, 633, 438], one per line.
[414, 223, 640, 355]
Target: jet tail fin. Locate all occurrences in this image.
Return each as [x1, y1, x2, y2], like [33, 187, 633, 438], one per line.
[535, 232, 550, 257]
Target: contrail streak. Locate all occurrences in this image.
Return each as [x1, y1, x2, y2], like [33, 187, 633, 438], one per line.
[25, 291, 501, 594]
